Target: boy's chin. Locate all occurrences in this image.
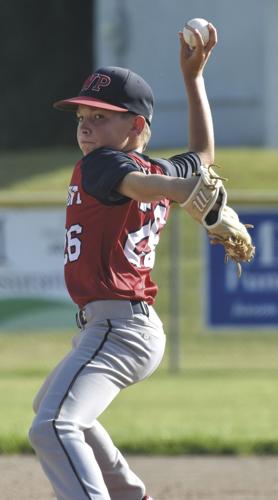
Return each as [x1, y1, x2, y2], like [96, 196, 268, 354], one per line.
[80, 144, 96, 155]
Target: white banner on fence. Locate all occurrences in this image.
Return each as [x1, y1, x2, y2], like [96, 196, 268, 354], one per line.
[0, 208, 69, 300]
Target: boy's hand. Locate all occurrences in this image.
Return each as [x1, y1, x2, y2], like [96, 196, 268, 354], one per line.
[179, 23, 217, 78]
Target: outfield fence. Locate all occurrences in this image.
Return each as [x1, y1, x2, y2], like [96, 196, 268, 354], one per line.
[0, 190, 277, 372]
[169, 191, 278, 371]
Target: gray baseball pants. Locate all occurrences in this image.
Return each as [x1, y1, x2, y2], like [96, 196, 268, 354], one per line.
[29, 300, 166, 500]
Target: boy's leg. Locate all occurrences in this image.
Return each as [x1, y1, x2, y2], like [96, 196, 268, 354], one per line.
[85, 421, 145, 500]
[29, 308, 165, 500]
[32, 329, 84, 414]
[29, 322, 118, 500]
[32, 334, 145, 500]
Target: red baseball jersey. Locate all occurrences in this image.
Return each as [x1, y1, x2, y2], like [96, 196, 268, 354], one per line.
[64, 148, 200, 308]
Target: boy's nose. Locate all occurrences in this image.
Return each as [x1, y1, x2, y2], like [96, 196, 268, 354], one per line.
[80, 125, 90, 135]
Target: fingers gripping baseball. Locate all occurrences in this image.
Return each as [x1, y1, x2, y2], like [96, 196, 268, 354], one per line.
[180, 165, 255, 277]
[179, 20, 217, 75]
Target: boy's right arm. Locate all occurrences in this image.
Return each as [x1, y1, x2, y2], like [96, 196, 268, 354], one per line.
[118, 25, 218, 203]
[179, 23, 217, 166]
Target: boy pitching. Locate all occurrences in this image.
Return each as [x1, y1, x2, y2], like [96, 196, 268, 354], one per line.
[29, 26, 217, 499]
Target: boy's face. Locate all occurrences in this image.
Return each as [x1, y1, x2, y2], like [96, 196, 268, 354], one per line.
[76, 105, 138, 155]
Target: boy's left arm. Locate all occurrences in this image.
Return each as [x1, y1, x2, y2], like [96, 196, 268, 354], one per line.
[117, 168, 255, 276]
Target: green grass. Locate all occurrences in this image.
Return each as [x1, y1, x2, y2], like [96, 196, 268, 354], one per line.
[101, 368, 278, 455]
[0, 147, 80, 190]
[0, 146, 278, 455]
[1, 331, 278, 455]
[1, 146, 278, 192]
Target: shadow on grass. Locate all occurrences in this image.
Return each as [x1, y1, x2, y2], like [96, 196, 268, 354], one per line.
[120, 438, 278, 456]
[2, 436, 278, 456]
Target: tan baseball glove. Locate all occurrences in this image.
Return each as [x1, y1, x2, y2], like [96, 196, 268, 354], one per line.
[180, 165, 255, 276]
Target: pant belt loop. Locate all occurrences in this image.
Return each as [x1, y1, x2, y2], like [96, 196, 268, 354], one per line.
[75, 312, 82, 329]
[76, 309, 87, 329]
[141, 301, 149, 317]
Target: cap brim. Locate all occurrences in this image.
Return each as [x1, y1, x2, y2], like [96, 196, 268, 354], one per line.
[53, 96, 129, 113]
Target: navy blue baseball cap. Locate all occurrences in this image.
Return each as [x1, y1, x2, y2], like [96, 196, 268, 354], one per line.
[54, 66, 154, 125]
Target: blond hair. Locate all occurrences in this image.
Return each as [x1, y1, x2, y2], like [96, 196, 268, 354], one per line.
[141, 121, 151, 151]
[121, 112, 151, 152]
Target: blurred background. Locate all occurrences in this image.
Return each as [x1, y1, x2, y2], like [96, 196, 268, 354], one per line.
[0, 0, 278, 457]
[1, 0, 278, 150]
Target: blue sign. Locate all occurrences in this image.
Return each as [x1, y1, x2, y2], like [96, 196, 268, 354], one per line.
[205, 207, 278, 327]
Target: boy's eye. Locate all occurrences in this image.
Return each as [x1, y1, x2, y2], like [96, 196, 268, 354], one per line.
[76, 113, 104, 124]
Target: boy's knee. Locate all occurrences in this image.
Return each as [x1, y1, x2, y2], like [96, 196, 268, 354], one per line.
[29, 417, 53, 450]
[29, 415, 82, 452]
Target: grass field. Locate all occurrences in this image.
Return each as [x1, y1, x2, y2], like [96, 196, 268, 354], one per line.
[1, 331, 278, 455]
[0, 147, 278, 455]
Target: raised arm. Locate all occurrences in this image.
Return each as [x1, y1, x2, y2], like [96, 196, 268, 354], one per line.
[118, 24, 217, 203]
[180, 23, 217, 165]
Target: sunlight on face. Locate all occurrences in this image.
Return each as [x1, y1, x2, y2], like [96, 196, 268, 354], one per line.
[76, 106, 136, 155]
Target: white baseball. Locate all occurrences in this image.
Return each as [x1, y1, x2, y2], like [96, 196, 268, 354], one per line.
[183, 18, 210, 49]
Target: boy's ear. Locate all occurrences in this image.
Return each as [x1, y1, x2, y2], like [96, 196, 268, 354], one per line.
[131, 115, 146, 135]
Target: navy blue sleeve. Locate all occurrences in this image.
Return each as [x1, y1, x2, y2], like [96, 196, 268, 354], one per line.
[80, 148, 140, 205]
[154, 152, 201, 178]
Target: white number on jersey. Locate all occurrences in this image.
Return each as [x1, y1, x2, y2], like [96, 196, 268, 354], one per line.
[124, 204, 167, 269]
[64, 224, 83, 264]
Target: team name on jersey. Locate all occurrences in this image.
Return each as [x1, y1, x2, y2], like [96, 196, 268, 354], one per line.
[67, 185, 82, 207]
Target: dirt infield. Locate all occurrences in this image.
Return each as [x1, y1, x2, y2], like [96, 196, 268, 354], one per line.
[1, 455, 278, 499]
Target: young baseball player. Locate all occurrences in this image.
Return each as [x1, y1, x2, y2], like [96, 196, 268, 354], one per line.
[29, 26, 217, 500]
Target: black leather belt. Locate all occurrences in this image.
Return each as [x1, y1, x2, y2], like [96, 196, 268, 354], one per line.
[76, 300, 149, 328]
